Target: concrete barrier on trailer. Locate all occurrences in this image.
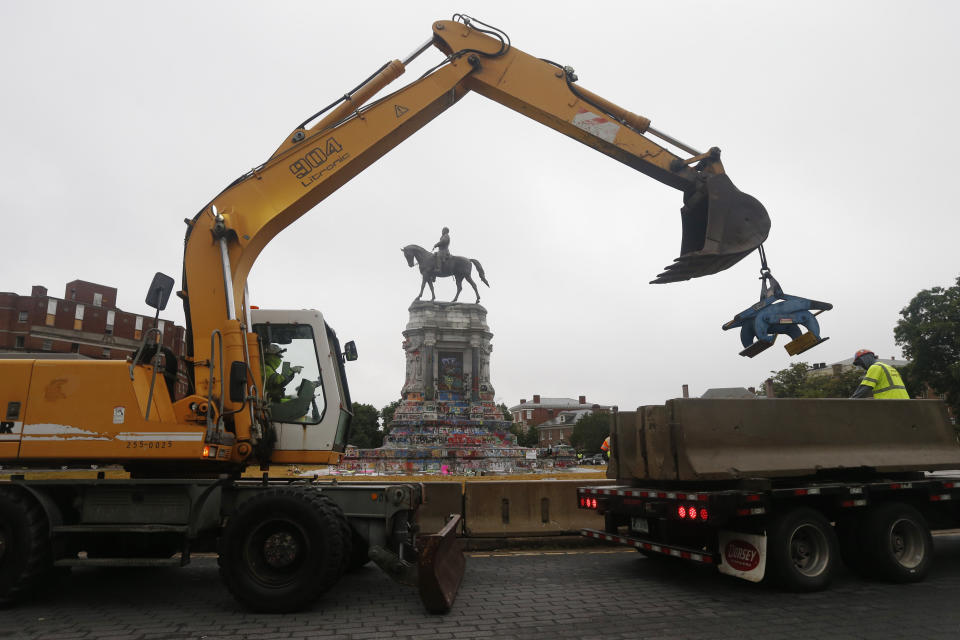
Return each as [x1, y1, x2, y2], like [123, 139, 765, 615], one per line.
[622, 398, 960, 482]
[462, 479, 609, 537]
[416, 482, 464, 534]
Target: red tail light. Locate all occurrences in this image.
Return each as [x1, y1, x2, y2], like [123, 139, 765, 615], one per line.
[699, 508, 709, 521]
[678, 505, 687, 519]
[688, 505, 698, 520]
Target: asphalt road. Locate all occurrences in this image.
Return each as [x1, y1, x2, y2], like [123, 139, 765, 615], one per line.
[3, 535, 960, 640]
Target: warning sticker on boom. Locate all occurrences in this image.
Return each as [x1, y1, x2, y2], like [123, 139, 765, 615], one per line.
[571, 110, 620, 144]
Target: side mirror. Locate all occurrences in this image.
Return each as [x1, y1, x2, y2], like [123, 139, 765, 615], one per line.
[229, 361, 247, 403]
[145, 273, 175, 311]
[343, 341, 358, 362]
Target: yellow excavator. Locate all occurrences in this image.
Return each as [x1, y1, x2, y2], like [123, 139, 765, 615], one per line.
[0, 15, 768, 613]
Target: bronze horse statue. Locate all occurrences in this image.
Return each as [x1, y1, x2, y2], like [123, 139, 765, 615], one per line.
[402, 244, 489, 303]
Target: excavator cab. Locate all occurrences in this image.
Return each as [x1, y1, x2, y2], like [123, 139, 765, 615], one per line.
[251, 309, 354, 462]
[653, 172, 771, 284]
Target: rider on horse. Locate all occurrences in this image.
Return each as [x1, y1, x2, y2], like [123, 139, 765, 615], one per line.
[433, 227, 450, 277]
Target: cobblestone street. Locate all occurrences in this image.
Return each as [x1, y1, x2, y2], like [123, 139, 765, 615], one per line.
[3, 535, 960, 640]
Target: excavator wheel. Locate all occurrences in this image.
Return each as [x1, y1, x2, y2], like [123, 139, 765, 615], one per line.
[0, 487, 53, 604]
[218, 486, 347, 613]
[316, 493, 353, 577]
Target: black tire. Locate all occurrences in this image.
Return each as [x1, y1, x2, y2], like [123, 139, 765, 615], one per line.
[218, 487, 346, 613]
[0, 488, 53, 603]
[859, 502, 932, 583]
[766, 507, 838, 592]
[318, 494, 352, 577]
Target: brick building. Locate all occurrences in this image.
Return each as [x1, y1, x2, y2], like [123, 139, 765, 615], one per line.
[0, 279, 189, 397]
[508, 393, 612, 433]
[535, 408, 597, 447]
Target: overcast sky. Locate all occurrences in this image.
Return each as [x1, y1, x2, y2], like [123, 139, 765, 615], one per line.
[2, 1, 957, 413]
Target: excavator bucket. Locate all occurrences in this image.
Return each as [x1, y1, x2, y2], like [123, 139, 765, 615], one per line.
[416, 514, 465, 614]
[651, 173, 770, 284]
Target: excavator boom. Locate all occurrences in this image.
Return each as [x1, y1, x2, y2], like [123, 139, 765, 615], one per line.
[180, 17, 769, 453]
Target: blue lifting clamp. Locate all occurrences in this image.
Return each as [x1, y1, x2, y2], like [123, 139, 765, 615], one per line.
[723, 248, 832, 358]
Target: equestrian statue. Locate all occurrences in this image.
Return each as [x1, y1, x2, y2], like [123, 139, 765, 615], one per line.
[402, 227, 489, 303]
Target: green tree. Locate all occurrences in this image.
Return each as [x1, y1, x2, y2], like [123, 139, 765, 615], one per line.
[498, 402, 512, 421]
[761, 362, 809, 397]
[379, 399, 401, 428]
[802, 368, 864, 398]
[348, 402, 383, 449]
[510, 423, 539, 448]
[570, 411, 611, 454]
[895, 277, 960, 415]
[760, 363, 863, 398]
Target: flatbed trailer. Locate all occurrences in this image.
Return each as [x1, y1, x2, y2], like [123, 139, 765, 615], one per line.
[577, 474, 960, 589]
[576, 398, 960, 591]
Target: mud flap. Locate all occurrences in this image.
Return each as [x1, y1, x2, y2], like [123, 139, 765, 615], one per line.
[717, 530, 767, 583]
[416, 514, 465, 614]
[652, 173, 770, 284]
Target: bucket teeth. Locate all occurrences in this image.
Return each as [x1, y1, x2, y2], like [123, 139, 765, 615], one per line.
[651, 173, 769, 284]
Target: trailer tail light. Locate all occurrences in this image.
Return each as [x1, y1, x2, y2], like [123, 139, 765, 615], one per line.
[677, 504, 705, 520]
[202, 446, 211, 457]
[580, 496, 598, 509]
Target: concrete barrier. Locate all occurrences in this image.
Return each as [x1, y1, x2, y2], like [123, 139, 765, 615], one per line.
[623, 398, 960, 482]
[462, 479, 609, 537]
[416, 482, 464, 534]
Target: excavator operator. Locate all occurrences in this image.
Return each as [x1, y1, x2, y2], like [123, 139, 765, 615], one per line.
[263, 343, 302, 403]
[850, 349, 910, 399]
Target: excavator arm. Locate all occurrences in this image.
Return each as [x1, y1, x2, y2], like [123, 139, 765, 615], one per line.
[181, 16, 769, 456]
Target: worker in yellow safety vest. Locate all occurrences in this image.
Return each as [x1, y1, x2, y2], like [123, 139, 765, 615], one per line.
[850, 349, 910, 399]
[601, 436, 611, 458]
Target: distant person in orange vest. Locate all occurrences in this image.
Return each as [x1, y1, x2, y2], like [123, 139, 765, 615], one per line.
[601, 436, 611, 459]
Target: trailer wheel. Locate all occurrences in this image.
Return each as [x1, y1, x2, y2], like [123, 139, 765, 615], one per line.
[766, 507, 838, 592]
[0, 488, 53, 603]
[860, 502, 931, 583]
[218, 487, 346, 613]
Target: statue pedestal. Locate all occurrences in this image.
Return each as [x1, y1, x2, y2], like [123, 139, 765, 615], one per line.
[400, 301, 494, 402]
[341, 302, 537, 475]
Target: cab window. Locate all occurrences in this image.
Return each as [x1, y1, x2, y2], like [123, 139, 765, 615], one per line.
[253, 323, 326, 424]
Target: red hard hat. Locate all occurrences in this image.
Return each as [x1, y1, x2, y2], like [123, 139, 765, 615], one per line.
[854, 349, 875, 360]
